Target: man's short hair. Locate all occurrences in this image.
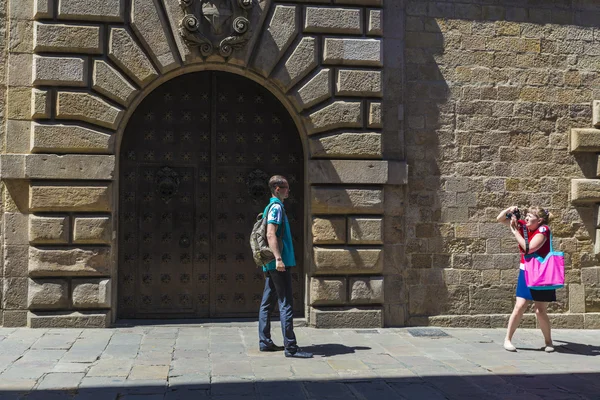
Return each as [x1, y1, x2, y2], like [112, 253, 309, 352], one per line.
[269, 175, 287, 195]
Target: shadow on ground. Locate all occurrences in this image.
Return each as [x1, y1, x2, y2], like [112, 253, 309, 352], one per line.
[1, 372, 599, 399]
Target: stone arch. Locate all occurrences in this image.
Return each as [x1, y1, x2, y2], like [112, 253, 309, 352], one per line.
[8, 0, 394, 328]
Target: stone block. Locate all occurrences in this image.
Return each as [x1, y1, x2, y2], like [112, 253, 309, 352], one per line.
[290, 69, 331, 111]
[312, 187, 383, 214]
[4, 213, 29, 245]
[109, 27, 158, 87]
[29, 184, 111, 212]
[571, 179, 600, 203]
[272, 37, 317, 91]
[470, 286, 515, 314]
[312, 217, 346, 244]
[3, 245, 30, 277]
[323, 38, 382, 66]
[28, 311, 111, 328]
[584, 313, 600, 329]
[34, 23, 102, 54]
[309, 160, 390, 184]
[29, 247, 111, 276]
[310, 278, 347, 305]
[593, 100, 600, 128]
[569, 283, 585, 313]
[350, 277, 383, 304]
[253, 5, 299, 77]
[28, 279, 68, 309]
[314, 247, 383, 274]
[4, 310, 28, 327]
[305, 101, 362, 135]
[72, 278, 111, 308]
[158, 0, 192, 63]
[58, 0, 124, 22]
[546, 314, 584, 329]
[7, 88, 32, 121]
[92, 60, 137, 106]
[333, 0, 381, 4]
[570, 128, 600, 152]
[56, 91, 124, 130]
[310, 306, 382, 328]
[348, 217, 383, 244]
[31, 123, 114, 154]
[9, 19, 34, 53]
[305, 7, 362, 34]
[34, 0, 54, 18]
[310, 132, 382, 159]
[367, 9, 382, 36]
[29, 215, 69, 244]
[8, 54, 32, 87]
[336, 70, 382, 97]
[131, 0, 178, 73]
[32, 89, 51, 119]
[368, 102, 381, 128]
[73, 217, 111, 244]
[3, 277, 28, 309]
[3, 155, 115, 180]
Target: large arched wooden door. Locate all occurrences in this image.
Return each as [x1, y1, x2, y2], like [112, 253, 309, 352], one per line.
[118, 72, 304, 318]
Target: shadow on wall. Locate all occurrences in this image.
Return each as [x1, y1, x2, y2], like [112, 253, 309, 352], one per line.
[404, 1, 600, 323]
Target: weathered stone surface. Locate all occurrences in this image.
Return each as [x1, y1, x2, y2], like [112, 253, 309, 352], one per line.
[594, 100, 600, 128]
[569, 283, 585, 313]
[3, 277, 28, 309]
[312, 187, 383, 214]
[314, 247, 383, 274]
[6, 120, 32, 154]
[31, 89, 51, 119]
[7, 88, 32, 121]
[585, 313, 600, 329]
[570, 128, 600, 152]
[3, 245, 29, 277]
[28, 311, 111, 328]
[272, 37, 317, 91]
[304, 7, 362, 34]
[56, 91, 124, 130]
[9, 19, 34, 53]
[58, 0, 124, 22]
[291, 69, 331, 111]
[3, 213, 29, 246]
[333, 0, 381, 4]
[73, 217, 111, 244]
[337, 70, 382, 97]
[34, 0, 53, 18]
[31, 123, 113, 154]
[312, 217, 346, 244]
[368, 9, 382, 36]
[158, 0, 192, 63]
[368, 102, 382, 128]
[305, 101, 362, 135]
[92, 60, 138, 106]
[253, 5, 299, 77]
[72, 279, 111, 308]
[310, 278, 347, 305]
[29, 247, 111, 276]
[571, 179, 600, 203]
[309, 160, 391, 184]
[547, 314, 584, 329]
[28, 155, 114, 180]
[348, 217, 383, 244]
[310, 132, 382, 159]
[29, 184, 111, 212]
[8, 54, 32, 87]
[310, 307, 383, 328]
[323, 38, 382, 66]
[29, 215, 69, 244]
[350, 277, 384, 304]
[131, 0, 178, 73]
[109, 27, 158, 87]
[3, 311, 28, 327]
[27, 279, 68, 309]
[33, 56, 88, 87]
[34, 23, 102, 54]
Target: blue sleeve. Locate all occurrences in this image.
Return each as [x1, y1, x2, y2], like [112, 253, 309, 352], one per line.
[267, 204, 282, 225]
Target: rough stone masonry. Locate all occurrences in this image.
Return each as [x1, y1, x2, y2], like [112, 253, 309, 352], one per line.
[0, 0, 599, 329]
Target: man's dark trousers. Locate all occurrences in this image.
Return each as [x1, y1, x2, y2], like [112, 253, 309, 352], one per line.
[258, 268, 297, 352]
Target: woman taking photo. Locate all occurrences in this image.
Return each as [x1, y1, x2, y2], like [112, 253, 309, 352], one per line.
[497, 206, 555, 353]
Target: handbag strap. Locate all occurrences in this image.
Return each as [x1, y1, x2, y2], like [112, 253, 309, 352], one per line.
[522, 223, 529, 255]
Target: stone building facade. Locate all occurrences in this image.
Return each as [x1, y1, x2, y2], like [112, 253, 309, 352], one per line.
[0, 0, 598, 328]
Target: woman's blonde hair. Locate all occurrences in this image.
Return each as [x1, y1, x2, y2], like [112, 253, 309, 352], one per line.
[528, 206, 552, 224]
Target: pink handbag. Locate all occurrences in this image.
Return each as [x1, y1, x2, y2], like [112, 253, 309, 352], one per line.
[523, 231, 564, 290]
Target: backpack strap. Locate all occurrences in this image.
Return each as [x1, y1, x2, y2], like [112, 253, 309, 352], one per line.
[265, 202, 286, 239]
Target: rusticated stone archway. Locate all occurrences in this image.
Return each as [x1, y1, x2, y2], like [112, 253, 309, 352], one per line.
[0, 0, 403, 328]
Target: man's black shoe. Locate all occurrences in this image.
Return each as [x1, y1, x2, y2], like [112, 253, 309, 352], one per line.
[260, 344, 284, 352]
[284, 349, 313, 358]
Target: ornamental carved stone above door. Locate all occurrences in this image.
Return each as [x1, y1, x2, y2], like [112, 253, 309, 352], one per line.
[118, 71, 304, 318]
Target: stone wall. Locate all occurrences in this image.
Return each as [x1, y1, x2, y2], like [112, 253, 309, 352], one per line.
[403, 0, 600, 328]
[0, 0, 7, 326]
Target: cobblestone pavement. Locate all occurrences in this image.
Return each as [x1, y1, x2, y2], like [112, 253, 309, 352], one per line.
[0, 323, 598, 399]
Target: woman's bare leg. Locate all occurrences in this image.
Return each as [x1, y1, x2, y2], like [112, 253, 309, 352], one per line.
[506, 297, 529, 342]
[534, 301, 552, 346]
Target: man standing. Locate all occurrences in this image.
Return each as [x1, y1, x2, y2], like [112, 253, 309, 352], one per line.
[258, 175, 313, 358]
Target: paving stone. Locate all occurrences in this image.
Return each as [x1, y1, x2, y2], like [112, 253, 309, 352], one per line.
[36, 372, 85, 390]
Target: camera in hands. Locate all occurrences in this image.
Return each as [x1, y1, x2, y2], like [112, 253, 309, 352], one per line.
[505, 208, 521, 220]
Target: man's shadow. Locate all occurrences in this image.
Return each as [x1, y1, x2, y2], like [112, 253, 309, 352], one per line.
[299, 344, 371, 357]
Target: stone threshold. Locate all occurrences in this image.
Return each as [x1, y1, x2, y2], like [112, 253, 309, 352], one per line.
[114, 318, 308, 328]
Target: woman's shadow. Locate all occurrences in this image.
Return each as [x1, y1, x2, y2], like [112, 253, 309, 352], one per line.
[300, 344, 371, 357]
[554, 340, 600, 356]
